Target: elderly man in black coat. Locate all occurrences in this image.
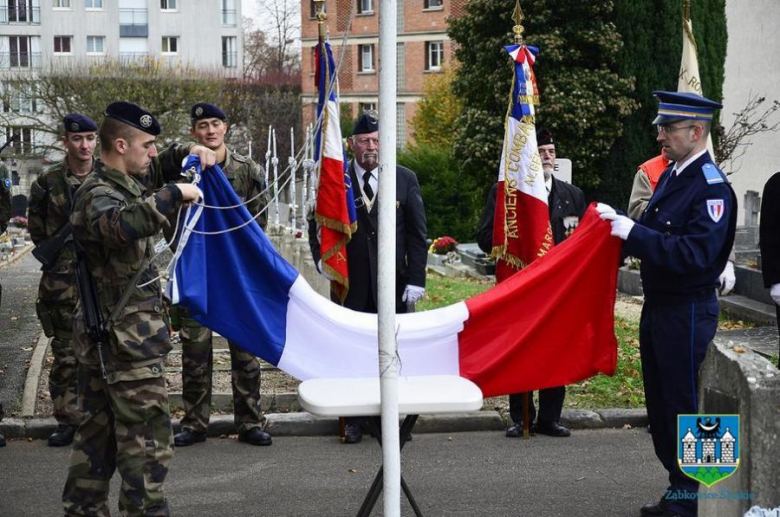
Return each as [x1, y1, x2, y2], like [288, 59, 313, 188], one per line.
[476, 128, 586, 438]
[308, 112, 428, 442]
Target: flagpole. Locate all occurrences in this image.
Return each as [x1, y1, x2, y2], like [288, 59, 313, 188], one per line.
[378, 0, 401, 512]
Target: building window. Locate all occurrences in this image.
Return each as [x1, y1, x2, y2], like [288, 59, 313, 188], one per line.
[54, 36, 72, 54]
[86, 36, 105, 54]
[309, 0, 326, 18]
[160, 0, 177, 10]
[222, 36, 237, 68]
[359, 102, 376, 114]
[8, 36, 40, 69]
[425, 41, 444, 71]
[161, 36, 178, 54]
[85, 0, 104, 9]
[3, 85, 39, 115]
[357, 0, 373, 15]
[396, 103, 406, 149]
[6, 0, 41, 23]
[53, 0, 71, 8]
[359, 44, 374, 73]
[5, 127, 34, 155]
[423, 0, 442, 9]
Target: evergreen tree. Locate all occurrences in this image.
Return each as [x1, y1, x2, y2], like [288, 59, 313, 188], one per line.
[448, 0, 636, 202]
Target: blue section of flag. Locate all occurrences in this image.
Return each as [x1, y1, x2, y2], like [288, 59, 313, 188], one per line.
[172, 157, 299, 366]
[504, 44, 539, 122]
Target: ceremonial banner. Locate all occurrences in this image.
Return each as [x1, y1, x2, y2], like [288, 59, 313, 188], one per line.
[313, 41, 357, 302]
[678, 10, 715, 157]
[169, 162, 621, 398]
[491, 44, 553, 283]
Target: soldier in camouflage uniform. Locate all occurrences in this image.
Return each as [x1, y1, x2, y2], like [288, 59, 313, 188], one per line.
[0, 161, 11, 448]
[27, 114, 98, 447]
[172, 102, 272, 448]
[62, 102, 213, 516]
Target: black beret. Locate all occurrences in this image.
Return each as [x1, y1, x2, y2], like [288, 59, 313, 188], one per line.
[536, 128, 554, 147]
[191, 103, 226, 122]
[104, 101, 161, 136]
[64, 113, 98, 133]
[353, 112, 379, 135]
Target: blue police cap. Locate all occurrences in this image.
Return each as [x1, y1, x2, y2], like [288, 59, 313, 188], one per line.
[353, 111, 379, 135]
[104, 101, 161, 136]
[652, 91, 723, 125]
[191, 103, 226, 122]
[63, 113, 98, 133]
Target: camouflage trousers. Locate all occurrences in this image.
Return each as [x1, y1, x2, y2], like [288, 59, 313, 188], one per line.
[62, 363, 173, 517]
[37, 300, 81, 425]
[179, 315, 265, 434]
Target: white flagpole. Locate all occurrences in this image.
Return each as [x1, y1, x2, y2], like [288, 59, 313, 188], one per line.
[289, 127, 297, 233]
[378, 0, 400, 512]
[272, 128, 280, 226]
[264, 126, 272, 190]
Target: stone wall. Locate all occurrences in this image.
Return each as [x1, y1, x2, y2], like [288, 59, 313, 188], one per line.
[698, 336, 780, 515]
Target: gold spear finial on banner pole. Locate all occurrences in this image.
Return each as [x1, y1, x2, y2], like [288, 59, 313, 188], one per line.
[512, 0, 525, 45]
[314, 0, 326, 43]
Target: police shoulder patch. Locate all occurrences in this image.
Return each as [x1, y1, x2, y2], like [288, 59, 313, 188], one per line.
[702, 163, 724, 185]
[707, 199, 725, 223]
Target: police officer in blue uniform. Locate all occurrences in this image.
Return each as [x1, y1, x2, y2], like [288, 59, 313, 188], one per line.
[598, 91, 737, 517]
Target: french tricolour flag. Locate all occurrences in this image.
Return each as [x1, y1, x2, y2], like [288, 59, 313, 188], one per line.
[169, 161, 620, 398]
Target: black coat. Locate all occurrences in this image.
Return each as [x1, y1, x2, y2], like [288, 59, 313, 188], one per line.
[309, 162, 428, 313]
[476, 177, 587, 254]
[760, 172, 780, 287]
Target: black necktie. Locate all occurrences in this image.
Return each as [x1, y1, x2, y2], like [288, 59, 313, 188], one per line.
[363, 170, 374, 199]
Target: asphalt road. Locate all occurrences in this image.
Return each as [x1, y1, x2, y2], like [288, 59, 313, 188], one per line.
[1, 428, 667, 517]
[0, 250, 40, 417]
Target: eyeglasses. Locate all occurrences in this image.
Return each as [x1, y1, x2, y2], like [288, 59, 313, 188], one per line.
[657, 124, 697, 135]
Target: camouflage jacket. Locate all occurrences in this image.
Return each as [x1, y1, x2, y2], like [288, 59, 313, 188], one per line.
[71, 162, 183, 365]
[220, 146, 268, 229]
[0, 164, 10, 234]
[27, 159, 93, 303]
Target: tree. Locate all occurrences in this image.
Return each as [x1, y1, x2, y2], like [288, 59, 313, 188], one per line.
[412, 67, 463, 148]
[448, 0, 636, 202]
[243, 16, 301, 85]
[255, 0, 301, 78]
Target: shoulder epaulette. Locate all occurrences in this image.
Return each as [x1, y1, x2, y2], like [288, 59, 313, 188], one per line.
[231, 151, 249, 163]
[702, 162, 724, 185]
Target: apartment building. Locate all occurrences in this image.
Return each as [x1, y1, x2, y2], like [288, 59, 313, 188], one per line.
[300, 0, 465, 147]
[0, 0, 243, 202]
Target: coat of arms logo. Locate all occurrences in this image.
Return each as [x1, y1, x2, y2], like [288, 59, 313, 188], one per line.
[678, 414, 740, 487]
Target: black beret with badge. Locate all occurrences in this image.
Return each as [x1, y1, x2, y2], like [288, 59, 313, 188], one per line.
[536, 127, 554, 147]
[64, 113, 98, 133]
[104, 101, 161, 136]
[191, 103, 227, 122]
[353, 111, 379, 135]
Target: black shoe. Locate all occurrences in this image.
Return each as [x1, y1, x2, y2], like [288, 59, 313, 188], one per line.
[640, 496, 670, 516]
[174, 429, 207, 447]
[0, 431, 5, 447]
[533, 421, 571, 437]
[343, 423, 363, 444]
[238, 428, 273, 446]
[505, 422, 534, 437]
[48, 424, 77, 447]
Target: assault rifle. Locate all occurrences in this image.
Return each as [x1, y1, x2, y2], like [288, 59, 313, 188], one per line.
[32, 222, 73, 270]
[74, 248, 108, 379]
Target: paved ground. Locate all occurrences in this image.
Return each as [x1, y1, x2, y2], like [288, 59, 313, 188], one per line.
[1, 428, 667, 517]
[0, 249, 39, 417]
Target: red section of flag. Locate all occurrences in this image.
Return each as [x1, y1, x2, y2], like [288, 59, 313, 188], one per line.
[492, 181, 554, 282]
[460, 205, 621, 398]
[317, 154, 352, 299]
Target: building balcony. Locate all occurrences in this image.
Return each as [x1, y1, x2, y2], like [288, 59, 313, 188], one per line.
[0, 52, 42, 70]
[119, 8, 148, 37]
[222, 9, 236, 26]
[1, 6, 41, 24]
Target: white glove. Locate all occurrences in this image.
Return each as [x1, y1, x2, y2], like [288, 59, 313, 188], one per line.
[718, 260, 736, 296]
[595, 203, 617, 216]
[599, 212, 635, 240]
[402, 285, 425, 305]
[771, 283, 780, 305]
[317, 260, 335, 282]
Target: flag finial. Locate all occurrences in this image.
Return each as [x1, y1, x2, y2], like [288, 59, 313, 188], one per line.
[683, 0, 691, 21]
[512, 0, 525, 45]
[314, 0, 327, 42]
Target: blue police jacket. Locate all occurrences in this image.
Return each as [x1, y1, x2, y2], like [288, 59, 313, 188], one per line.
[624, 152, 737, 304]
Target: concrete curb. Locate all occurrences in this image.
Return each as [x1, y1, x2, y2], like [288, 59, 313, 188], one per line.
[0, 242, 33, 269]
[1, 408, 647, 441]
[21, 333, 49, 417]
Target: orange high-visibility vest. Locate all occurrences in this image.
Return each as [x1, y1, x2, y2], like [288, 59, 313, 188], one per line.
[638, 152, 671, 191]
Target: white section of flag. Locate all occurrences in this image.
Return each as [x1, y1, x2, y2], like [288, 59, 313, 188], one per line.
[497, 116, 547, 204]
